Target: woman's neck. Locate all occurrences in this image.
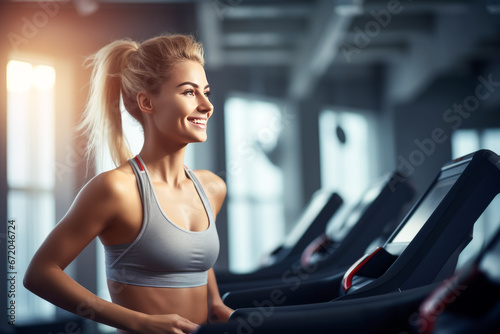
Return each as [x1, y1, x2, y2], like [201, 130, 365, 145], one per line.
[138, 141, 188, 187]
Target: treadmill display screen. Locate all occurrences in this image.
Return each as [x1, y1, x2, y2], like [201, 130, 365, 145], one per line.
[391, 174, 459, 243]
[284, 191, 332, 248]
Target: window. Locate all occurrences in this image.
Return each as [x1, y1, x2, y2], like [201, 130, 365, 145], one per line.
[6, 59, 56, 320]
[224, 96, 287, 273]
[318, 109, 376, 206]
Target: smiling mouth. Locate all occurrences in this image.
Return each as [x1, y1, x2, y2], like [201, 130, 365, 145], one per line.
[187, 117, 207, 129]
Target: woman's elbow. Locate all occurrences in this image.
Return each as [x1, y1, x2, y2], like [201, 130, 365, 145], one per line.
[23, 261, 45, 293]
[23, 265, 36, 292]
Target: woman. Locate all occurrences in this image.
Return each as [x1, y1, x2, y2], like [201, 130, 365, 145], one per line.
[23, 33, 234, 334]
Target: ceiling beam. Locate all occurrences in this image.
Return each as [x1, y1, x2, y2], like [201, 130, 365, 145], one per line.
[223, 32, 300, 48]
[224, 49, 295, 66]
[222, 19, 307, 34]
[361, 0, 471, 14]
[333, 43, 408, 64]
[222, 3, 312, 20]
[288, 0, 364, 100]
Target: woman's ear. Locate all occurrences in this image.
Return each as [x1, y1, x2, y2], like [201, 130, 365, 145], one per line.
[137, 91, 154, 114]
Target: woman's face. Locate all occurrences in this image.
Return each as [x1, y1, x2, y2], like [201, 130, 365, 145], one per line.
[148, 60, 213, 145]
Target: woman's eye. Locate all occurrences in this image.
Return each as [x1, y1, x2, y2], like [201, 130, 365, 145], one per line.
[204, 91, 211, 97]
[183, 90, 195, 96]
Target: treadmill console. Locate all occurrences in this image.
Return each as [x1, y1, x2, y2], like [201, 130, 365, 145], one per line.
[386, 173, 460, 253]
[342, 154, 474, 293]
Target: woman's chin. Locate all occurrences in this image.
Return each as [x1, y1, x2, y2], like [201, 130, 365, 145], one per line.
[189, 135, 208, 143]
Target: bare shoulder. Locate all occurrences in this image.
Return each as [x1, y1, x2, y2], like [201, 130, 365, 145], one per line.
[71, 164, 136, 219]
[192, 169, 226, 195]
[82, 166, 135, 200]
[191, 169, 227, 215]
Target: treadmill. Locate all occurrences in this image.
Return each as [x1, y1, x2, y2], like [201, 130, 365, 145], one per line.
[219, 171, 416, 295]
[417, 220, 500, 334]
[198, 149, 500, 334]
[215, 190, 343, 284]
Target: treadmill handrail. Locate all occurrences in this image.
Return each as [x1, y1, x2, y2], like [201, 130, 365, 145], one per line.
[343, 247, 383, 292]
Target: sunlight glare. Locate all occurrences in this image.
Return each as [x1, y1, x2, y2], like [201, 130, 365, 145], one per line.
[7, 60, 33, 92]
[34, 65, 56, 90]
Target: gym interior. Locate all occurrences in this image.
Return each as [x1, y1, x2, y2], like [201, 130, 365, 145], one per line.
[1, 0, 500, 333]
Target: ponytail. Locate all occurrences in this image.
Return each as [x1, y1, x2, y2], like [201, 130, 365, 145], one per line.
[79, 34, 204, 170]
[79, 39, 139, 169]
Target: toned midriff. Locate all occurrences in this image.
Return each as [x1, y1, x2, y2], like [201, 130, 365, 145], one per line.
[108, 280, 208, 333]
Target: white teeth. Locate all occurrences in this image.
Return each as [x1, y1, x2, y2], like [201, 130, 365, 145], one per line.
[191, 119, 206, 124]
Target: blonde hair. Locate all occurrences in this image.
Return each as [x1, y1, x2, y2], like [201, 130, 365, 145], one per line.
[78, 34, 205, 168]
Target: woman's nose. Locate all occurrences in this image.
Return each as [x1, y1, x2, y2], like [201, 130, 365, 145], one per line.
[198, 95, 213, 113]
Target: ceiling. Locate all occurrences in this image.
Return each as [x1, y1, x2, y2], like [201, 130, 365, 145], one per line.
[193, 0, 500, 102]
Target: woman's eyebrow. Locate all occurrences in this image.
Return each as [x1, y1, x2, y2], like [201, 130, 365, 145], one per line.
[176, 81, 210, 89]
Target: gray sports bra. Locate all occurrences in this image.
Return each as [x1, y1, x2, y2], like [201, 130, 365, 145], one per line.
[104, 155, 220, 288]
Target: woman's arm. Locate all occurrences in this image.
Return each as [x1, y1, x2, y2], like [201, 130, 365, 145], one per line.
[207, 268, 234, 323]
[195, 170, 234, 323]
[23, 170, 198, 334]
